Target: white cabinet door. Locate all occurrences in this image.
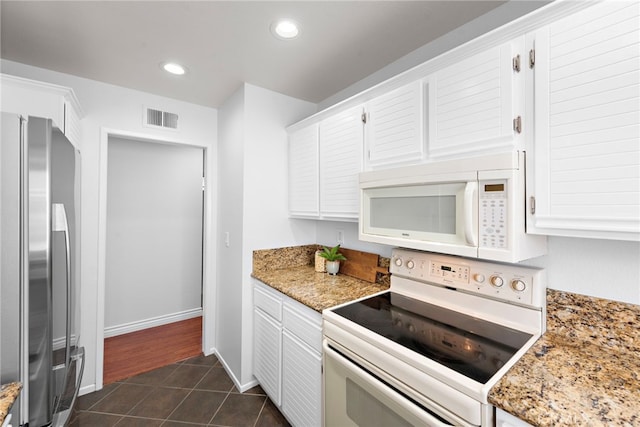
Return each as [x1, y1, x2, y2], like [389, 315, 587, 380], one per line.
[427, 37, 524, 158]
[528, 1, 640, 240]
[319, 106, 364, 220]
[282, 330, 322, 427]
[253, 308, 282, 406]
[288, 123, 319, 218]
[365, 81, 425, 169]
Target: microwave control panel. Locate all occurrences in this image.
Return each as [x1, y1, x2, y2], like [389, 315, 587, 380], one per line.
[479, 179, 507, 249]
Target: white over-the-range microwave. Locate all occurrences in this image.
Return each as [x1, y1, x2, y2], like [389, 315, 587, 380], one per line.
[359, 151, 547, 262]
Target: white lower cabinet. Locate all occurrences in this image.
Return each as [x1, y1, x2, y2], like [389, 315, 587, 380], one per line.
[253, 308, 282, 405]
[253, 281, 322, 427]
[282, 331, 322, 427]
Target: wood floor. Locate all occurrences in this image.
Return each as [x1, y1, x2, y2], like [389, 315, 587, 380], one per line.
[103, 316, 203, 385]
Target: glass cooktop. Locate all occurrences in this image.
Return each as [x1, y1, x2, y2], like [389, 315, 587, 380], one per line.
[331, 292, 533, 384]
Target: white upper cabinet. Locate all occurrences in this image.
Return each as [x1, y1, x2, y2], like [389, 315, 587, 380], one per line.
[527, 1, 640, 240]
[288, 123, 320, 218]
[364, 81, 425, 169]
[0, 74, 83, 149]
[427, 37, 525, 158]
[319, 106, 364, 220]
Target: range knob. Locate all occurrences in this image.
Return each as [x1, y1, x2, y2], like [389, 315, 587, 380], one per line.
[511, 279, 527, 292]
[406, 260, 415, 269]
[473, 273, 485, 283]
[490, 275, 504, 288]
[394, 257, 403, 267]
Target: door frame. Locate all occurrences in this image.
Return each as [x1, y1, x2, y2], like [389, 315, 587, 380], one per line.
[95, 127, 217, 390]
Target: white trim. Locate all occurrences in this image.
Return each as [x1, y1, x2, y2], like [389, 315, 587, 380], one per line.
[79, 384, 96, 397]
[96, 126, 216, 391]
[103, 308, 203, 338]
[531, 216, 640, 242]
[216, 349, 259, 393]
[0, 73, 84, 117]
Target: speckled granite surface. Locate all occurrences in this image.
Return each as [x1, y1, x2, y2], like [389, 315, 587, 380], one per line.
[0, 382, 21, 424]
[252, 245, 390, 312]
[489, 290, 640, 426]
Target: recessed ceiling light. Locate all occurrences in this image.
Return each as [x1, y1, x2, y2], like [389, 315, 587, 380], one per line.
[271, 19, 299, 40]
[162, 62, 187, 75]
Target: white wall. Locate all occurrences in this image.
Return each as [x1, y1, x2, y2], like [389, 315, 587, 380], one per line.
[105, 137, 203, 332]
[316, 220, 640, 305]
[0, 59, 218, 394]
[216, 83, 316, 389]
[216, 86, 245, 382]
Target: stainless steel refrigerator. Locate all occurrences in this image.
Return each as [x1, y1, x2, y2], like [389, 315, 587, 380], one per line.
[1, 113, 85, 426]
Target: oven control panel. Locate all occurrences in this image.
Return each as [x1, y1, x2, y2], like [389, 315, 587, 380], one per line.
[390, 248, 546, 308]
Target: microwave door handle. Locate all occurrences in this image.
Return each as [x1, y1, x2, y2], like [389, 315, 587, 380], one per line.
[464, 182, 478, 247]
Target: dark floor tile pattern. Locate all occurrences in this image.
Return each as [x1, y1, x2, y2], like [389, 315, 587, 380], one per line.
[71, 354, 290, 427]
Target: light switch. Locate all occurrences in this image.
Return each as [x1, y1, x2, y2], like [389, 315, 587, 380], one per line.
[224, 231, 230, 247]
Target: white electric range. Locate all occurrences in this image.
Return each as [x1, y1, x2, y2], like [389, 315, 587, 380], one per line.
[323, 248, 546, 426]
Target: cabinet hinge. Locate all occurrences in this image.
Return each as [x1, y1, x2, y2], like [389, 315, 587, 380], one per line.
[202, 177, 206, 191]
[361, 111, 367, 124]
[530, 196, 536, 215]
[513, 116, 522, 134]
[529, 49, 535, 69]
[512, 54, 521, 72]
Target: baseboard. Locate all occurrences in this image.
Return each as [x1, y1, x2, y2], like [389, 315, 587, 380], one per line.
[104, 308, 202, 338]
[215, 350, 259, 393]
[79, 384, 96, 396]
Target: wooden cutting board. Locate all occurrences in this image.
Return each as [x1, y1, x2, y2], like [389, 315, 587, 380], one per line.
[339, 248, 388, 283]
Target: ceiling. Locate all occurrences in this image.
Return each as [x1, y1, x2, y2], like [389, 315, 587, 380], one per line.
[1, 1, 526, 109]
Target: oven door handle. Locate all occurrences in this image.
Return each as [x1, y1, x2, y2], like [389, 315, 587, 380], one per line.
[324, 342, 457, 427]
[463, 182, 478, 247]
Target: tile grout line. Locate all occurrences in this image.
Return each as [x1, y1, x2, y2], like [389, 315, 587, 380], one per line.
[163, 364, 215, 425]
[206, 388, 232, 426]
[252, 398, 269, 427]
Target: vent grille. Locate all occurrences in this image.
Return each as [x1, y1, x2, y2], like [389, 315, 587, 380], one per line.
[145, 107, 179, 130]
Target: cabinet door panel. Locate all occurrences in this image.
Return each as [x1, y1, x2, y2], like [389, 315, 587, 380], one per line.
[282, 331, 322, 427]
[288, 124, 319, 217]
[428, 39, 523, 158]
[319, 107, 362, 219]
[253, 309, 282, 406]
[282, 305, 321, 353]
[366, 81, 424, 168]
[529, 1, 640, 240]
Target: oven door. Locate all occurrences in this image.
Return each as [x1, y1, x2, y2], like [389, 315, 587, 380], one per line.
[323, 341, 477, 427]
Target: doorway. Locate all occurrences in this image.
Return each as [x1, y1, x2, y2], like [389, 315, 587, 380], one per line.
[103, 136, 205, 383]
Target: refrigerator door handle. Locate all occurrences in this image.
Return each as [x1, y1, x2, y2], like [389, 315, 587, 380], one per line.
[52, 203, 72, 371]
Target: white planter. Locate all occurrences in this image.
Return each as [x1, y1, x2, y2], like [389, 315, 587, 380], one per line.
[326, 261, 340, 275]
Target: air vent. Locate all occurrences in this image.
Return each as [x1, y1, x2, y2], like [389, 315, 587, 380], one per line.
[144, 106, 179, 130]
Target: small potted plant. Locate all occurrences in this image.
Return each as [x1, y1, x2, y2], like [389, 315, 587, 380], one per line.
[318, 245, 347, 275]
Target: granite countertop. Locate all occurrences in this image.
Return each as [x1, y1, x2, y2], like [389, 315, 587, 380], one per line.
[251, 244, 389, 312]
[489, 290, 640, 426]
[253, 264, 388, 312]
[0, 382, 22, 424]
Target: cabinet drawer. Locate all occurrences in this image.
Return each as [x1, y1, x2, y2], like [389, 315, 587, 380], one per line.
[254, 285, 282, 321]
[283, 303, 322, 353]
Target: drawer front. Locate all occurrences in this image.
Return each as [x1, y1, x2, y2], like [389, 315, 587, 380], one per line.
[282, 303, 322, 353]
[254, 285, 282, 321]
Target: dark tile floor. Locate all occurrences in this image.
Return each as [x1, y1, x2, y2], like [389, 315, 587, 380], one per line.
[70, 354, 291, 427]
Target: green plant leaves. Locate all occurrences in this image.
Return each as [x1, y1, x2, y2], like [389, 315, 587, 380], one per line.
[318, 244, 347, 261]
